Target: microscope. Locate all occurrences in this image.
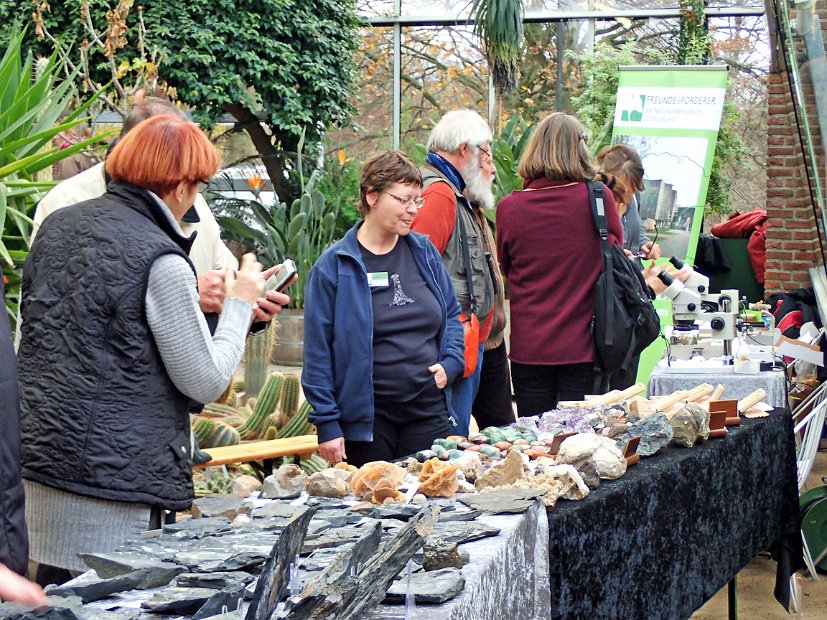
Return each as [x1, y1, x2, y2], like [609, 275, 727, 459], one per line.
[656, 257, 740, 364]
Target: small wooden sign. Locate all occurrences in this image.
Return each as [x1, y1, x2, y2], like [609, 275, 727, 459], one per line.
[623, 435, 641, 466]
[709, 399, 741, 426]
[708, 410, 728, 438]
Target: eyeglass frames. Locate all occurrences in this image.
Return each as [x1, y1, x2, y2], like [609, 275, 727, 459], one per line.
[384, 191, 425, 209]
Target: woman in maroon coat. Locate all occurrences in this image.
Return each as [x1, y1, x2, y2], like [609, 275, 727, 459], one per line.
[496, 112, 623, 416]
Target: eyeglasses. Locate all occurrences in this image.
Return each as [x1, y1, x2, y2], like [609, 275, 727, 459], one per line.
[477, 145, 492, 160]
[197, 180, 210, 193]
[384, 191, 425, 210]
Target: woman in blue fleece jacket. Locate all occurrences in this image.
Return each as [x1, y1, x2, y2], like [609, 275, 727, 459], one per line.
[302, 151, 465, 467]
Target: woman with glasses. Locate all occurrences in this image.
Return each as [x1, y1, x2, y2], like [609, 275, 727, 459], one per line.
[496, 112, 624, 415]
[302, 150, 464, 467]
[18, 115, 264, 584]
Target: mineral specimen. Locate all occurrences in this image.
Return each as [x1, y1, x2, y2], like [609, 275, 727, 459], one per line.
[260, 464, 308, 500]
[615, 412, 674, 456]
[474, 449, 525, 491]
[306, 469, 350, 498]
[350, 461, 407, 500]
[418, 459, 460, 497]
[557, 434, 627, 479]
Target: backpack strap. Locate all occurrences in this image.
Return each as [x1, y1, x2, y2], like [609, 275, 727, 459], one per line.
[587, 181, 614, 346]
[455, 196, 478, 316]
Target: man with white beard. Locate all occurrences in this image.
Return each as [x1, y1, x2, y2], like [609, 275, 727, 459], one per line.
[412, 110, 499, 434]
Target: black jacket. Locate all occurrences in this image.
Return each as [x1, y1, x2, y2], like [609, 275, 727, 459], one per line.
[0, 279, 28, 575]
[18, 182, 198, 511]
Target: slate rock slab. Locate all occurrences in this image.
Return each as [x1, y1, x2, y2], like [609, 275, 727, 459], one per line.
[436, 507, 481, 522]
[141, 586, 217, 614]
[0, 604, 81, 619]
[456, 488, 545, 514]
[78, 551, 174, 579]
[164, 517, 233, 539]
[176, 571, 254, 590]
[252, 503, 307, 520]
[47, 565, 185, 602]
[368, 504, 421, 521]
[429, 520, 501, 545]
[384, 567, 465, 604]
[192, 584, 246, 619]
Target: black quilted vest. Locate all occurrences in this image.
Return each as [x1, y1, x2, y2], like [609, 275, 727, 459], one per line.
[0, 279, 28, 574]
[18, 182, 198, 510]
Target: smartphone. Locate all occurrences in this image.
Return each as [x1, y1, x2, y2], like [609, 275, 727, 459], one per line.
[264, 258, 298, 293]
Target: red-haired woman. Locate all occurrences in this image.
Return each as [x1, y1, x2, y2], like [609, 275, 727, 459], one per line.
[17, 115, 264, 584]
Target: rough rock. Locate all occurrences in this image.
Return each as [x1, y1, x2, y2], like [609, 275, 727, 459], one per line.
[384, 567, 464, 604]
[232, 514, 251, 527]
[458, 488, 545, 514]
[231, 474, 262, 498]
[671, 402, 710, 447]
[306, 469, 350, 498]
[260, 464, 308, 500]
[474, 449, 525, 491]
[557, 434, 627, 479]
[192, 585, 245, 620]
[191, 495, 251, 521]
[615, 412, 674, 457]
[453, 451, 483, 483]
[544, 464, 590, 500]
[422, 537, 464, 571]
[574, 458, 601, 490]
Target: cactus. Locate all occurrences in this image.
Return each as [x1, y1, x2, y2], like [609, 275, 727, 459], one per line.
[192, 417, 216, 446]
[202, 403, 243, 419]
[215, 377, 237, 405]
[300, 453, 330, 475]
[277, 399, 314, 438]
[244, 324, 276, 400]
[208, 422, 241, 447]
[238, 372, 284, 440]
[264, 426, 278, 441]
[280, 374, 301, 418]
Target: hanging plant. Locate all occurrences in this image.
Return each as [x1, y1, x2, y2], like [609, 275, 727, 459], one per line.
[470, 0, 524, 93]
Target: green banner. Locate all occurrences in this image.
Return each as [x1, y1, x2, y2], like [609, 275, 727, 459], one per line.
[611, 66, 728, 388]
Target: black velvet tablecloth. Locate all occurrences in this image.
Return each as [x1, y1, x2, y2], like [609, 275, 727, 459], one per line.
[547, 409, 803, 620]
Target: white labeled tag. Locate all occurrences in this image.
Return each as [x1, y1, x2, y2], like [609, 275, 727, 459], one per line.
[367, 271, 389, 288]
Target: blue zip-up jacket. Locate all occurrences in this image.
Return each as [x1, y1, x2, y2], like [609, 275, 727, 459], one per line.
[302, 222, 465, 444]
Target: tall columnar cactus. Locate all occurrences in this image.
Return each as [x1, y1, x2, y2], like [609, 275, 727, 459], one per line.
[277, 399, 314, 438]
[244, 324, 276, 400]
[280, 374, 301, 419]
[238, 372, 284, 440]
[215, 377, 237, 405]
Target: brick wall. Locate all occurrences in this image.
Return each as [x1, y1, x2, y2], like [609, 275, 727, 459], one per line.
[764, 3, 826, 294]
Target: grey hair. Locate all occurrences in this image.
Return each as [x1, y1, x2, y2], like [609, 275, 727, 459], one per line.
[426, 109, 493, 154]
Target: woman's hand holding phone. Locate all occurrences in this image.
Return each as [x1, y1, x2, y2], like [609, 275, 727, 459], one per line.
[253, 259, 298, 322]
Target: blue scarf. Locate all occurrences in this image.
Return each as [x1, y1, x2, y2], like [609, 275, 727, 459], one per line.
[425, 151, 466, 193]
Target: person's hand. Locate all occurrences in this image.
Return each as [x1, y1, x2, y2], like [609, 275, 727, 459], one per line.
[252, 263, 296, 323]
[623, 248, 635, 259]
[319, 437, 346, 464]
[0, 563, 48, 607]
[642, 262, 668, 294]
[429, 363, 448, 389]
[639, 241, 661, 260]
[197, 270, 226, 314]
[224, 253, 264, 307]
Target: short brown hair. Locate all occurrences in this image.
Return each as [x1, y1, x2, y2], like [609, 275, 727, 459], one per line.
[596, 143, 645, 192]
[518, 112, 597, 182]
[358, 150, 422, 217]
[106, 115, 220, 197]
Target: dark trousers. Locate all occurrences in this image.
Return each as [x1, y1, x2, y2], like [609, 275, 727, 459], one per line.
[345, 384, 453, 467]
[511, 361, 599, 417]
[472, 341, 515, 429]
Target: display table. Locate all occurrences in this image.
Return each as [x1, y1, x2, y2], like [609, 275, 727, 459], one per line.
[370, 500, 550, 619]
[648, 364, 788, 408]
[547, 408, 802, 619]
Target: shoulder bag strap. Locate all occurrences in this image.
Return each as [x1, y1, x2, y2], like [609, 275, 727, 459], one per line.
[455, 198, 478, 316]
[587, 180, 614, 345]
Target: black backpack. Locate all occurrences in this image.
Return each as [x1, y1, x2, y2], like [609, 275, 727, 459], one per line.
[588, 181, 661, 378]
